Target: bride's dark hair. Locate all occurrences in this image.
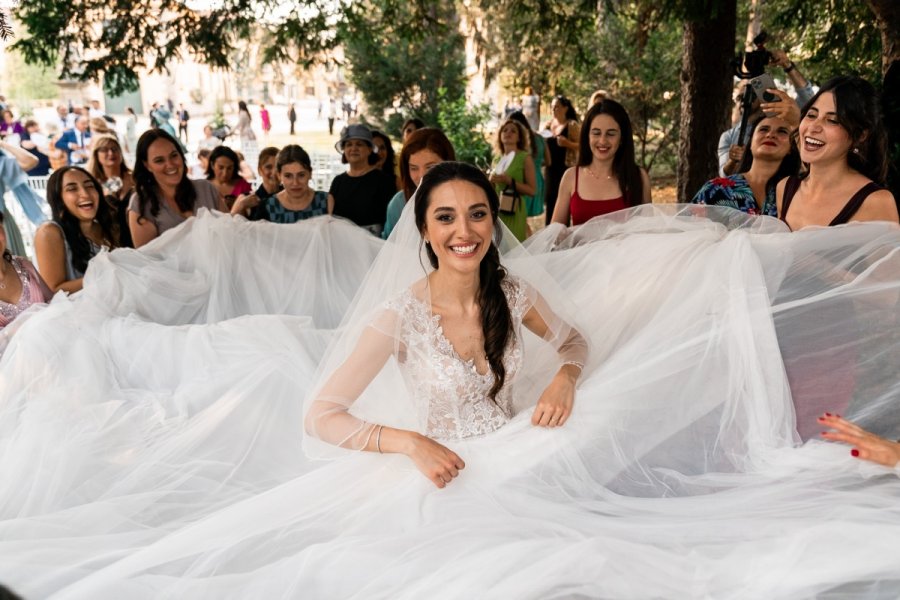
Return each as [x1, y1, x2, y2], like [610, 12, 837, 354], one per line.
[414, 162, 512, 399]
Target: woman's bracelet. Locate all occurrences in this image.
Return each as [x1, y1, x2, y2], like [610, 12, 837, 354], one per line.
[376, 425, 384, 454]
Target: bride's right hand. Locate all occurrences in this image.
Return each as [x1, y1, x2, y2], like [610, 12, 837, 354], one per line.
[404, 433, 465, 488]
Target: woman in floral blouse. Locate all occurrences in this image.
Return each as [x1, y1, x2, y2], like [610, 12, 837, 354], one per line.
[692, 115, 799, 216]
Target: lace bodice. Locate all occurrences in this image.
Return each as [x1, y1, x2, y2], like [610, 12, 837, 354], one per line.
[387, 277, 528, 440]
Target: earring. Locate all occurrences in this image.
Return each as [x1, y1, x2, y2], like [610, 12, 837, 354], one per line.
[853, 147, 860, 154]
[424, 239, 430, 245]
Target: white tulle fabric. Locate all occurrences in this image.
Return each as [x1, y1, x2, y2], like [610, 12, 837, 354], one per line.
[0, 206, 899, 599]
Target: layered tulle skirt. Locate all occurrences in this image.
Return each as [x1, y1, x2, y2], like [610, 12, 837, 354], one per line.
[1, 208, 899, 598]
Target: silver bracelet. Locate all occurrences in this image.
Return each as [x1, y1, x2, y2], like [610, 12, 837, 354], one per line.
[376, 425, 384, 454]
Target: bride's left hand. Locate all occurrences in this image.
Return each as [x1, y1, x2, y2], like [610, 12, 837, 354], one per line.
[531, 369, 577, 428]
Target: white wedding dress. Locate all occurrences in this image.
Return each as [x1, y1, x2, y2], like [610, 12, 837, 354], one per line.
[1, 206, 899, 599]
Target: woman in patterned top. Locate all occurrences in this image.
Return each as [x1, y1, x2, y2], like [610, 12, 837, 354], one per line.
[692, 115, 799, 217]
[233, 145, 331, 224]
[0, 210, 53, 336]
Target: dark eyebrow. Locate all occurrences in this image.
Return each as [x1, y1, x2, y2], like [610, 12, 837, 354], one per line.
[468, 202, 490, 211]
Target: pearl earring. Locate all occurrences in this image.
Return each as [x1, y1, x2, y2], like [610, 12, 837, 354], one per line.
[852, 147, 860, 154]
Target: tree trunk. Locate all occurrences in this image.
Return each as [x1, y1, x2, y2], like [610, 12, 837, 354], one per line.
[676, 2, 738, 203]
[866, 0, 900, 197]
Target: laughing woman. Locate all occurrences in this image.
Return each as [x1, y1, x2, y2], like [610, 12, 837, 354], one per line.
[34, 167, 121, 293]
[776, 75, 898, 228]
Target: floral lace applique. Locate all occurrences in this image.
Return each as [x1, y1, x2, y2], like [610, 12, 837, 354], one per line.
[386, 277, 527, 440]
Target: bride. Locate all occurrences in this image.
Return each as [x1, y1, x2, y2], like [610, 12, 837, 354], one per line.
[1, 162, 899, 598]
[305, 162, 586, 487]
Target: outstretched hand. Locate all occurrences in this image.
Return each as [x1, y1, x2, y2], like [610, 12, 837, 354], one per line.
[406, 433, 466, 489]
[531, 369, 577, 428]
[819, 413, 900, 468]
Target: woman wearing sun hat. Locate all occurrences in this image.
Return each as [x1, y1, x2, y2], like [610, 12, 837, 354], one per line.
[328, 124, 397, 236]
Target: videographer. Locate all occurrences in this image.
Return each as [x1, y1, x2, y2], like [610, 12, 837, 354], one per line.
[718, 50, 814, 176]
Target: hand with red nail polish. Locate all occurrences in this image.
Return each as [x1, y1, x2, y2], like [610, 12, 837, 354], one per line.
[819, 413, 900, 468]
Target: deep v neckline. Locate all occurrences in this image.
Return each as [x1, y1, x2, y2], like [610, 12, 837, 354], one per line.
[408, 291, 491, 377]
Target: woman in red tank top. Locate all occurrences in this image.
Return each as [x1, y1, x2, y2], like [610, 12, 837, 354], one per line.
[776, 75, 898, 230]
[551, 100, 651, 226]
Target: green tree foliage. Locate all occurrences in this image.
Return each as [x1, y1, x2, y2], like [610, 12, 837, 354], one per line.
[339, 0, 467, 136]
[10, 0, 337, 96]
[593, 4, 683, 174]
[767, 0, 881, 86]
[5, 50, 60, 111]
[463, 0, 598, 97]
[436, 87, 493, 168]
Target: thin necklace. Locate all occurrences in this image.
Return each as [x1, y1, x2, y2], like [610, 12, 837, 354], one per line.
[585, 165, 612, 181]
[0, 261, 11, 290]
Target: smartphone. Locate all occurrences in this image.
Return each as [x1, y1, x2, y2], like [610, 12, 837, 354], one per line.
[749, 74, 779, 104]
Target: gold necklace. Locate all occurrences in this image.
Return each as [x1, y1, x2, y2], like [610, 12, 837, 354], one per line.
[585, 166, 613, 181]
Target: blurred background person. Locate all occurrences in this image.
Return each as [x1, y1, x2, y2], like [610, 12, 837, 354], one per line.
[89, 116, 116, 141]
[509, 110, 550, 230]
[177, 103, 190, 144]
[233, 145, 329, 223]
[55, 116, 91, 166]
[123, 107, 139, 156]
[371, 130, 399, 192]
[328, 124, 395, 236]
[489, 117, 537, 241]
[198, 125, 223, 152]
[383, 127, 455, 239]
[87, 135, 136, 248]
[542, 95, 580, 225]
[401, 118, 425, 144]
[206, 145, 252, 211]
[260, 104, 271, 137]
[19, 120, 51, 177]
[521, 86, 540, 130]
[235, 100, 258, 167]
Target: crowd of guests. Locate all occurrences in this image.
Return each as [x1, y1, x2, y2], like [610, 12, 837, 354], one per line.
[0, 68, 899, 467]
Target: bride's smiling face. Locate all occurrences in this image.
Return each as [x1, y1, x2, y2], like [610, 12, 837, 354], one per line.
[422, 180, 494, 274]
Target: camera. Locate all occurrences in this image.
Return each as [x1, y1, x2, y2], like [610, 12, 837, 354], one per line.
[732, 31, 772, 80]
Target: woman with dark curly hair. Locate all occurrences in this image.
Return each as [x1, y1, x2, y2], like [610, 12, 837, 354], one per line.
[128, 129, 224, 248]
[34, 166, 121, 293]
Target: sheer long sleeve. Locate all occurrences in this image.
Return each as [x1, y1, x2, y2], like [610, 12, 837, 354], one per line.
[520, 281, 589, 372]
[304, 321, 394, 451]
